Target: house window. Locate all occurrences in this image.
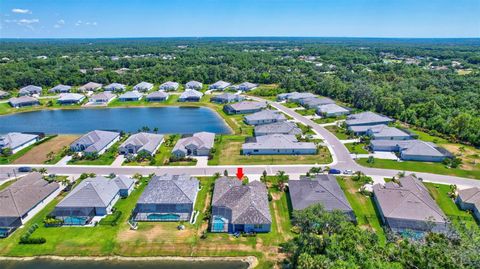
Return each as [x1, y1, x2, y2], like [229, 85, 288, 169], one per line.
[253, 224, 262, 229]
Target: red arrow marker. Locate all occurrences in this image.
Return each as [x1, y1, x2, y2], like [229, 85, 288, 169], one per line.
[236, 167, 244, 180]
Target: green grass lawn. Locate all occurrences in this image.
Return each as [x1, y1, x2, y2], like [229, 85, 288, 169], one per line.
[336, 177, 386, 242]
[357, 158, 480, 179]
[282, 102, 300, 108]
[0, 135, 56, 164]
[424, 183, 478, 228]
[324, 125, 351, 140]
[297, 123, 315, 135]
[209, 135, 332, 165]
[68, 137, 126, 166]
[295, 108, 316, 116]
[344, 142, 369, 154]
[313, 115, 347, 124]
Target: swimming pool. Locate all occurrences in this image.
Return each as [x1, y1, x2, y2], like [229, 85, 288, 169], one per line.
[63, 216, 88, 225]
[147, 213, 180, 221]
[211, 216, 227, 232]
[0, 227, 12, 238]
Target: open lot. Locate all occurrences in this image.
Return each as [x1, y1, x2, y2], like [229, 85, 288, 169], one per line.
[324, 125, 351, 140]
[344, 142, 369, 154]
[13, 135, 78, 164]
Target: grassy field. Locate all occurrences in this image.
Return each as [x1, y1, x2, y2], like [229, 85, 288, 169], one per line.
[324, 125, 351, 140]
[209, 135, 332, 165]
[295, 108, 316, 116]
[0, 176, 294, 268]
[0, 136, 56, 164]
[357, 158, 480, 179]
[344, 142, 369, 154]
[13, 135, 78, 164]
[424, 183, 478, 228]
[336, 177, 386, 242]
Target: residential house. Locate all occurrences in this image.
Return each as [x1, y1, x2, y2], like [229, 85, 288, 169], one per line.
[288, 175, 356, 221]
[370, 140, 451, 162]
[0, 90, 9, 99]
[104, 83, 126, 92]
[171, 132, 215, 158]
[133, 82, 154, 92]
[52, 176, 134, 225]
[236, 82, 258, 92]
[146, 91, 169, 102]
[70, 130, 120, 155]
[57, 93, 85, 105]
[277, 92, 316, 102]
[178, 89, 203, 102]
[118, 91, 143, 102]
[244, 110, 286, 125]
[209, 80, 231, 90]
[346, 111, 394, 128]
[8, 96, 39, 108]
[0, 173, 60, 235]
[455, 187, 480, 222]
[159, 81, 179, 91]
[299, 97, 335, 109]
[0, 132, 39, 154]
[254, 121, 302, 136]
[223, 101, 267, 114]
[372, 175, 449, 233]
[316, 104, 350, 117]
[19, 85, 42, 96]
[119, 132, 164, 155]
[48, 84, 72, 93]
[88, 92, 116, 105]
[365, 125, 413, 140]
[78, 82, 103, 92]
[185, 80, 203, 90]
[242, 134, 316, 155]
[211, 177, 271, 233]
[133, 174, 199, 222]
[210, 93, 244, 104]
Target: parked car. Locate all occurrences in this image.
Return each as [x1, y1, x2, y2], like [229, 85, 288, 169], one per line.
[18, 166, 32, 172]
[328, 169, 341, 174]
[343, 169, 353, 175]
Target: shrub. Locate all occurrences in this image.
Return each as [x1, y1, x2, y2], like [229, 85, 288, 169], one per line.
[19, 223, 46, 244]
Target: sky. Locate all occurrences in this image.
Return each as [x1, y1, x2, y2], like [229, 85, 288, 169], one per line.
[0, 0, 479, 38]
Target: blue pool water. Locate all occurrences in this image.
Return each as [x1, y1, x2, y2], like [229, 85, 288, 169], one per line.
[0, 107, 231, 134]
[212, 216, 227, 232]
[63, 216, 88, 225]
[0, 227, 11, 238]
[147, 213, 181, 221]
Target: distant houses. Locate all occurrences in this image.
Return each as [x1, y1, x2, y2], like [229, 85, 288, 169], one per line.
[133, 82, 154, 92]
[235, 82, 258, 92]
[104, 83, 126, 92]
[456, 187, 480, 222]
[299, 97, 335, 109]
[119, 132, 164, 156]
[171, 132, 215, 158]
[118, 91, 143, 102]
[211, 177, 271, 233]
[370, 140, 451, 162]
[133, 174, 199, 222]
[288, 175, 356, 221]
[364, 125, 413, 140]
[88, 92, 116, 105]
[146, 91, 169, 102]
[316, 104, 350, 117]
[373, 175, 449, 234]
[346, 111, 394, 128]
[49, 84, 72, 93]
[0, 90, 10, 99]
[0, 172, 60, 236]
[223, 101, 267, 115]
[8, 96, 39, 108]
[159, 81, 179, 91]
[179, 89, 203, 102]
[277, 92, 316, 102]
[242, 134, 316, 155]
[254, 121, 302, 136]
[244, 110, 286, 125]
[70, 130, 120, 155]
[0, 132, 39, 154]
[57, 93, 85, 105]
[51, 176, 134, 226]
[209, 80, 231, 91]
[19, 85, 42, 96]
[185, 81, 203, 90]
[210, 93, 244, 104]
[79, 82, 102, 92]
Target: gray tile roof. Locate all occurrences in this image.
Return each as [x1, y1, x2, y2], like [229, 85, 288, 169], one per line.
[172, 132, 215, 155]
[0, 172, 59, 218]
[8, 96, 39, 107]
[146, 91, 169, 100]
[316, 104, 350, 115]
[185, 81, 203, 89]
[179, 89, 203, 100]
[209, 80, 231, 90]
[133, 82, 153, 91]
[224, 101, 267, 112]
[137, 174, 199, 204]
[366, 125, 411, 139]
[254, 121, 302, 136]
[244, 110, 286, 124]
[159, 81, 179, 91]
[373, 175, 447, 223]
[212, 177, 271, 225]
[242, 134, 316, 151]
[79, 82, 103, 91]
[0, 132, 38, 150]
[277, 92, 316, 101]
[48, 84, 72, 93]
[113, 175, 135, 190]
[346, 111, 393, 126]
[457, 187, 480, 209]
[370, 139, 448, 158]
[19, 85, 42, 96]
[210, 93, 244, 103]
[57, 93, 85, 102]
[118, 91, 143, 100]
[237, 82, 258, 91]
[89, 92, 116, 102]
[0, 90, 9, 98]
[104, 83, 126, 91]
[119, 132, 164, 154]
[289, 175, 353, 212]
[300, 97, 335, 108]
[71, 130, 120, 153]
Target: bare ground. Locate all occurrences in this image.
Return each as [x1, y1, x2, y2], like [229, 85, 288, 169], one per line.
[13, 135, 78, 164]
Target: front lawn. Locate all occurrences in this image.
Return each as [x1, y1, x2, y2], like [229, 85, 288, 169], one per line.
[324, 125, 351, 140]
[344, 142, 369, 154]
[295, 108, 316, 116]
[68, 138, 125, 166]
[356, 158, 480, 179]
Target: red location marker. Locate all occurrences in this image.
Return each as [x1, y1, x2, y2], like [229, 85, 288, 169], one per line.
[236, 167, 244, 180]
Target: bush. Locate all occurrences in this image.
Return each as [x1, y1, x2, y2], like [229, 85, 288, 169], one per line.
[99, 210, 123, 226]
[19, 223, 46, 244]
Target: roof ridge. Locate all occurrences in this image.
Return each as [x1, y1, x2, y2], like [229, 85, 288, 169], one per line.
[313, 179, 352, 209]
[6, 188, 22, 216]
[172, 179, 193, 202]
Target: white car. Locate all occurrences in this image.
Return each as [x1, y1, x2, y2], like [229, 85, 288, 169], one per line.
[343, 169, 353, 175]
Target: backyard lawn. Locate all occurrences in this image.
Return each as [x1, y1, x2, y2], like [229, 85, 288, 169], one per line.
[356, 158, 480, 179]
[209, 135, 332, 165]
[344, 142, 369, 154]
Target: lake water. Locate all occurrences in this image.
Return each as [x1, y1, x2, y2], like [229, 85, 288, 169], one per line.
[0, 259, 249, 269]
[0, 107, 231, 134]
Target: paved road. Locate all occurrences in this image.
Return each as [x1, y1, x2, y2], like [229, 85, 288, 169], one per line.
[1, 97, 479, 188]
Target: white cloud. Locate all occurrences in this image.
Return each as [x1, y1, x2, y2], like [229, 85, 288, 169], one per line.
[75, 20, 82, 26]
[5, 18, 39, 30]
[75, 20, 97, 27]
[12, 8, 31, 14]
[54, 19, 65, 28]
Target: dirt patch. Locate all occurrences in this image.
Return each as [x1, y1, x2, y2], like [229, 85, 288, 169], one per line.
[442, 143, 479, 171]
[13, 135, 78, 164]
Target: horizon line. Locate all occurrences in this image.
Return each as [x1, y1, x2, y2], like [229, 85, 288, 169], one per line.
[1, 36, 479, 40]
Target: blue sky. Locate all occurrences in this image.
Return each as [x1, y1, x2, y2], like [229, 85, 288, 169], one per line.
[0, 0, 479, 38]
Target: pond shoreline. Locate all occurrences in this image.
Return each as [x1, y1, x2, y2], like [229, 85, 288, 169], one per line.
[0, 255, 257, 269]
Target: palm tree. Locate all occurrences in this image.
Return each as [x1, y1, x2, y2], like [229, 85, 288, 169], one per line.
[38, 168, 48, 174]
[276, 171, 289, 191]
